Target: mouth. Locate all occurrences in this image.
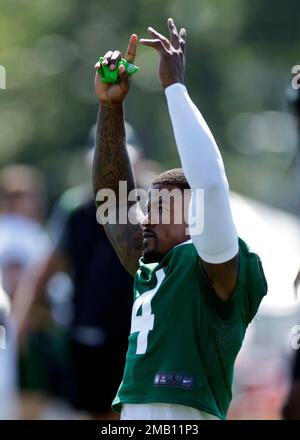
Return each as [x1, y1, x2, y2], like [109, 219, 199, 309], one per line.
[142, 230, 156, 247]
[142, 230, 156, 240]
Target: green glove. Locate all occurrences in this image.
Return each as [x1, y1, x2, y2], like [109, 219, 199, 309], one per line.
[97, 57, 139, 84]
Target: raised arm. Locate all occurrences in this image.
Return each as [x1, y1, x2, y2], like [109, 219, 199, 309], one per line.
[140, 19, 239, 300]
[93, 35, 143, 276]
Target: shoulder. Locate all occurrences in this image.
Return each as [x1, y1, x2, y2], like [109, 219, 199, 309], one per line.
[194, 237, 267, 324]
[235, 237, 268, 323]
[164, 239, 199, 269]
[172, 239, 197, 257]
[238, 238, 267, 287]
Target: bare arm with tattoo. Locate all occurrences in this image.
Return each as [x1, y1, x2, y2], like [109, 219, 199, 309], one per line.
[93, 34, 143, 276]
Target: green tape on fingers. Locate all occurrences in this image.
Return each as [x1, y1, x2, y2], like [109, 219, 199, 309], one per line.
[97, 57, 139, 84]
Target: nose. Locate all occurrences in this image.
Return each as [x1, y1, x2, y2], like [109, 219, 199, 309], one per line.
[141, 212, 150, 226]
[141, 206, 159, 226]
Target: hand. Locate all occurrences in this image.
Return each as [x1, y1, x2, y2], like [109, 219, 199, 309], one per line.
[140, 18, 187, 89]
[95, 34, 137, 107]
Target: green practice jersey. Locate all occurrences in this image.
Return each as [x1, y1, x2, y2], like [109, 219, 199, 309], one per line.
[112, 238, 267, 419]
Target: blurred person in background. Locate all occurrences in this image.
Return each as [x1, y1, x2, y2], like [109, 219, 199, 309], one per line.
[285, 82, 300, 212]
[0, 165, 46, 222]
[288, 83, 300, 254]
[0, 283, 10, 323]
[282, 85, 300, 419]
[282, 347, 300, 419]
[13, 124, 159, 420]
[0, 279, 14, 419]
[0, 165, 53, 419]
[0, 166, 50, 297]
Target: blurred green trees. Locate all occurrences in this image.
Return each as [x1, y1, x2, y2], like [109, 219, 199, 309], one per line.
[0, 0, 300, 211]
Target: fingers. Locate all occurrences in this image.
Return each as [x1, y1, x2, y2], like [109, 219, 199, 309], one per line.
[139, 38, 167, 52]
[102, 50, 122, 71]
[99, 33, 137, 74]
[118, 64, 130, 94]
[179, 28, 187, 55]
[102, 50, 113, 66]
[147, 26, 170, 50]
[167, 18, 180, 49]
[109, 50, 122, 70]
[94, 61, 103, 82]
[125, 34, 138, 63]
[141, 20, 186, 54]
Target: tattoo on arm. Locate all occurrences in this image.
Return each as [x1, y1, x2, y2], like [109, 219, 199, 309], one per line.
[92, 105, 143, 275]
[93, 105, 134, 197]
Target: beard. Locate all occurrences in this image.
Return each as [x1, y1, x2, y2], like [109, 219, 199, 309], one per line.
[142, 237, 163, 263]
[142, 248, 162, 263]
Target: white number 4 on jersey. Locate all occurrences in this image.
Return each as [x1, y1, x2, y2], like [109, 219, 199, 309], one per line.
[130, 268, 165, 355]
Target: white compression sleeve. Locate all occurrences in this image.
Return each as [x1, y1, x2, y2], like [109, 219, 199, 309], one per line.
[165, 83, 238, 264]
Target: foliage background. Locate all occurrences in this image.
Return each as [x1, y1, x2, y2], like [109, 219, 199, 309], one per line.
[1, 0, 300, 211]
